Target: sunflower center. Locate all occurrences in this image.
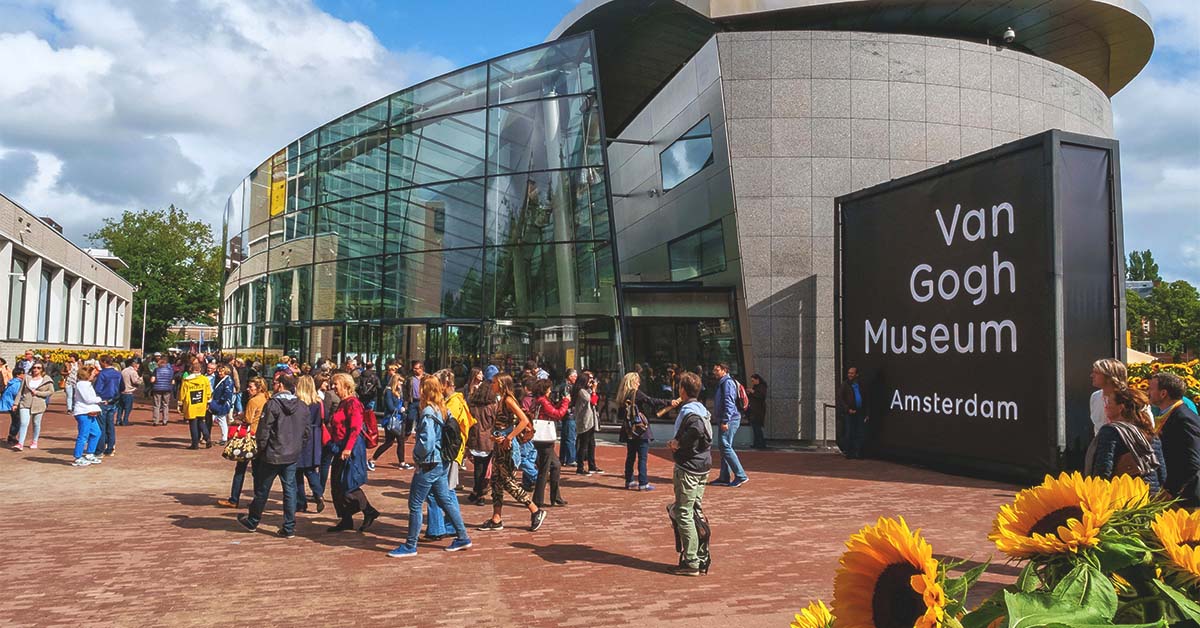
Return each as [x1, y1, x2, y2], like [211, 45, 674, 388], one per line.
[872, 562, 925, 628]
[1182, 540, 1200, 550]
[1027, 506, 1084, 537]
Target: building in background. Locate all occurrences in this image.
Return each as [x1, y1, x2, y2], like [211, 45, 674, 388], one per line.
[1, 193, 135, 357]
[220, 0, 1153, 441]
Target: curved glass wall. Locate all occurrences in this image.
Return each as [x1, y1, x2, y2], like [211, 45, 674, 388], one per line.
[221, 35, 619, 377]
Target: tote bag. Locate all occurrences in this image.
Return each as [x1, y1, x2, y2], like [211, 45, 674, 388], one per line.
[530, 403, 557, 444]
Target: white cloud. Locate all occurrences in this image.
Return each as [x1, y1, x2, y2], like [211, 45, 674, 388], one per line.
[0, 0, 455, 243]
[1113, 0, 1200, 285]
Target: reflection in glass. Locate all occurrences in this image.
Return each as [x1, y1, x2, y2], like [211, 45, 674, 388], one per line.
[321, 99, 389, 146]
[660, 116, 714, 192]
[386, 180, 485, 253]
[268, 266, 311, 323]
[288, 151, 319, 211]
[315, 194, 386, 260]
[391, 65, 487, 126]
[486, 167, 608, 246]
[668, 220, 726, 281]
[382, 250, 484, 319]
[319, 132, 389, 203]
[489, 36, 594, 105]
[387, 110, 486, 189]
[312, 256, 382, 321]
[488, 95, 603, 175]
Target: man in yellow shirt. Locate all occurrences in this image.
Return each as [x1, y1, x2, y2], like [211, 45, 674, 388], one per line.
[179, 358, 213, 449]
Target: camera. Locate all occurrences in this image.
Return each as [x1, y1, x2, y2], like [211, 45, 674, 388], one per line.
[1002, 27, 1015, 44]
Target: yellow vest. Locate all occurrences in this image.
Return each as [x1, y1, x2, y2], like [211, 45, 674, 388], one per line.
[446, 392, 474, 464]
[179, 375, 212, 420]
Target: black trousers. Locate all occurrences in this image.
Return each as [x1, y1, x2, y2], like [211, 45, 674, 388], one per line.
[372, 430, 404, 464]
[576, 429, 597, 472]
[330, 456, 373, 523]
[844, 412, 867, 458]
[470, 454, 491, 500]
[189, 417, 211, 447]
[533, 442, 562, 506]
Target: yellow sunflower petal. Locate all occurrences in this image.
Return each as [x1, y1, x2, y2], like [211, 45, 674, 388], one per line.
[833, 517, 946, 628]
[1152, 508, 1200, 587]
[790, 600, 834, 628]
[990, 472, 1134, 559]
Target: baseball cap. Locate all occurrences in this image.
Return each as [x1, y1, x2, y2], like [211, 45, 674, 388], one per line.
[483, 365, 500, 382]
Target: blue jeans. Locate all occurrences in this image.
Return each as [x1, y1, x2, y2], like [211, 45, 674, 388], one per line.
[405, 403, 419, 436]
[73, 414, 101, 458]
[295, 466, 323, 510]
[230, 459, 254, 503]
[65, 385, 75, 413]
[16, 408, 43, 445]
[247, 461, 298, 534]
[716, 419, 748, 483]
[404, 462, 468, 548]
[519, 440, 538, 489]
[625, 438, 650, 486]
[96, 403, 118, 454]
[559, 413, 577, 465]
[117, 393, 134, 425]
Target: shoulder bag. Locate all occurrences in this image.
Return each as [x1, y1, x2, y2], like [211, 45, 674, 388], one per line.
[531, 401, 557, 444]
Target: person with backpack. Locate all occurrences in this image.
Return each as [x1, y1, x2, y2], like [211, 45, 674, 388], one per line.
[293, 375, 327, 513]
[668, 371, 714, 576]
[150, 356, 175, 426]
[371, 371, 408, 471]
[327, 372, 380, 532]
[209, 364, 236, 445]
[387, 375, 472, 557]
[616, 371, 679, 491]
[710, 363, 748, 488]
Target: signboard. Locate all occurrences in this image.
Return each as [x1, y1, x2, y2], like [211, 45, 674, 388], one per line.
[835, 131, 1122, 480]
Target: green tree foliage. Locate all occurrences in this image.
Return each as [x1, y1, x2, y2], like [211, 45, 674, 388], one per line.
[1126, 289, 1150, 349]
[87, 206, 221, 351]
[1126, 249, 1161, 282]
[1147, 280, 1200, 360]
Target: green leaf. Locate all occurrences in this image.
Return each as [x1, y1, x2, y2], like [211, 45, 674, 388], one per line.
[1017, 562, 1043, 593]
[1050, 563, 1118, 618]
[1005, 590, 1109, 628]
[961, 597, 1006, 628]
[1043, 623, 1166, 628]
[1151, 580, 1200, 622]
[1095, 539, 1152, 573]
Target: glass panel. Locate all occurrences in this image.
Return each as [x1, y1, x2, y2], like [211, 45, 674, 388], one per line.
[268, 266, 311, 323]
[387, 110, 486, 189]
[251, 275, 268, 325]
[299, 131, 318, 155]
[489, 36, 595, 105]
[486, 244, 560, 318]
[318, 131, 389, 203]
[281, 208, 314, 243]
[386, 179, 485, 253]
[58, 278, 69, 341]
[382, 249, 484, 319]
[486, 167, 608, 246]
[289, 151, 319, 211]
[246, 160, 274, 228]
[488, 94, 603, 175]
[660, 116, 714, 192]
[390, 64, 488, 125]
[669, 220, 726, 281]
[8, 256, 26, 339]
[37, 269, 51, 342]
[320, 99, 389, 146]
[344, 324, 382, 367]
[315, 194, 386, 260]
[312, 256, 382, 321]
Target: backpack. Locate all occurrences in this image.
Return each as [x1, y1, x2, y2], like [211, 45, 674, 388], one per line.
[736, 380, 749, 413]
[623, 400, 649, 439]
[358, 371, 379, 403]
[361, 405, 380, 448]
[440, 410, 463, 465]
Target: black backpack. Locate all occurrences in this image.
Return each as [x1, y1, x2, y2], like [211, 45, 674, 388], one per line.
[439, 410, 463, 465]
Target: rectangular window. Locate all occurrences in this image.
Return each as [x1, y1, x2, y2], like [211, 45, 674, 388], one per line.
[660, 116, 714, 192]
[7, 256, 26, 339]
[668, 220, 726, 281]
[37, 268, 51, 342]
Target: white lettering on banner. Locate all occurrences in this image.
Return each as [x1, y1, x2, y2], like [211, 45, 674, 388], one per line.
[865, 319, 1018, 354]
[890, 388, 1019, 421]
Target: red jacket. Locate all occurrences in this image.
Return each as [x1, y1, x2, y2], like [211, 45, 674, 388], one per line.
[329, 396, 364, 451]
[534, 395, 571, 421]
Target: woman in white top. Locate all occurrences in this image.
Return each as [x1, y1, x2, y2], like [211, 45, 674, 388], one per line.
[14, 363, 55, 451]
[1089, 358, 1153, 434]
[72, 365, 106, 467]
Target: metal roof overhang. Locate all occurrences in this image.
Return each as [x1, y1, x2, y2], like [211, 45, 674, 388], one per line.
[549, 0, 1154, 135]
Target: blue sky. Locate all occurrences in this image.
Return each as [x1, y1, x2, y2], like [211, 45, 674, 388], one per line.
[0, 0, 1195, 283]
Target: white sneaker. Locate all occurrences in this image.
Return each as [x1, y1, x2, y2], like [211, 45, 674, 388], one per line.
[85, 454, 103, 464]
[72, 458, 92, 467]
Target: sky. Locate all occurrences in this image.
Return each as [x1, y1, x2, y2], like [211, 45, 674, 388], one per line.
[0, 0, 1196, 284]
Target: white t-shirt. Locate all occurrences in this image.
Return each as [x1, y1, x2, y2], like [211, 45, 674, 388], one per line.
[1089, 390, 1106, 435]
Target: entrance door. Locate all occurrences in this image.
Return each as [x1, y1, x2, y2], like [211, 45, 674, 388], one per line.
[426, 324, 481, 388]
[383, 324, 427, 368]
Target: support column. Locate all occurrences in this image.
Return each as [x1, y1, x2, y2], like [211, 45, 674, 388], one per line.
[0, 240, 12, 338]
[83, 285, 97, 345]
[20, 257, 43, 343]
[67, 277, 83, 344]
[107, 297, 119, 346]
[97, 292, 110, 347]
[48, 268, 66, 343]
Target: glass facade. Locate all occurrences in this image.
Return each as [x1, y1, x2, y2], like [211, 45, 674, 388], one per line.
[668, 220, 727, 281]
[221, 35, 620, 376]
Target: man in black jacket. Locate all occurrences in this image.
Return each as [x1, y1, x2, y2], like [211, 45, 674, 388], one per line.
[238, 374, 309, 537]
[667, 371, 713, 576]
[837, 366, 869, 459]
[357, 362, 381, 411]
[1149, 372, 1200, 509]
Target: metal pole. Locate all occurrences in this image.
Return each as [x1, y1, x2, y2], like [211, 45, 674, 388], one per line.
[140, 297, 147, 354]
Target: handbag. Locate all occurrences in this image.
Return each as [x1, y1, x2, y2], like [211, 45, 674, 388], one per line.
[623, 401, 649, 439]
[531, 403, 557, 444]
[222, 425, 258, 462]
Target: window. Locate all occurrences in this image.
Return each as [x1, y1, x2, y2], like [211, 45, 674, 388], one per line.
[668, 220, 726, 281]
[7, 256, 26, 339]
[660, 117, 714, 192]
[37, 268, 51, 342]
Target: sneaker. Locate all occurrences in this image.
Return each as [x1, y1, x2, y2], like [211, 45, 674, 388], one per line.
[216, 499, 238, 509]
[626, 481, 638, 490]
[399, 462, 414, 470]
[314, 496, 326, 513]
[72, 457, 92, 467]
[387, 544, 418, 558]
[530, 510, 547, 532]
[277, 528, 295, 539]
[639, 484, 656, 491]
[669, 564, 702, 577]
[591, 469, 605, 475]
[575, 469, 588, 476]
[107, 450, 116, 457]
[85, 454, 103, 464]
[366, 460, 376, 471]
[12, 444, 22, 451]
[327, 521, 354, 533]
[709, 480, 730, 487]
[729, 478, 750, 488]
[236, 514, 257, 532]
[477, 519, 504, 531]
[29, 441, 37, 450]
[445, 538, 472, 552]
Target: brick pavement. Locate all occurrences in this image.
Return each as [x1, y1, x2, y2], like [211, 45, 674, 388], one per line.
[1, 398, 1021, 627]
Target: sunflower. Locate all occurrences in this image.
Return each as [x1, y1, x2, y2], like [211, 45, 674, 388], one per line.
[989, 472, 1133, 559]
[790, 600, 834, 628]
[833, 517, 946, 628]
[1151, 508, 1200, 587]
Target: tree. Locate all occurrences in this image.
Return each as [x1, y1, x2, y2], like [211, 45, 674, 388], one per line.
[88, 206, 222, 352]
[1146, 280, 1200, 360]
[1126, 250, 1161, 282]
[1126, 289, 1150, 349]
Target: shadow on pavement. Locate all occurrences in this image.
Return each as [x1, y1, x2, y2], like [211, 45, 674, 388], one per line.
[510, 542, 673, 574]
[24, 456, 72, 466]
[165, 492, 220, 507]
